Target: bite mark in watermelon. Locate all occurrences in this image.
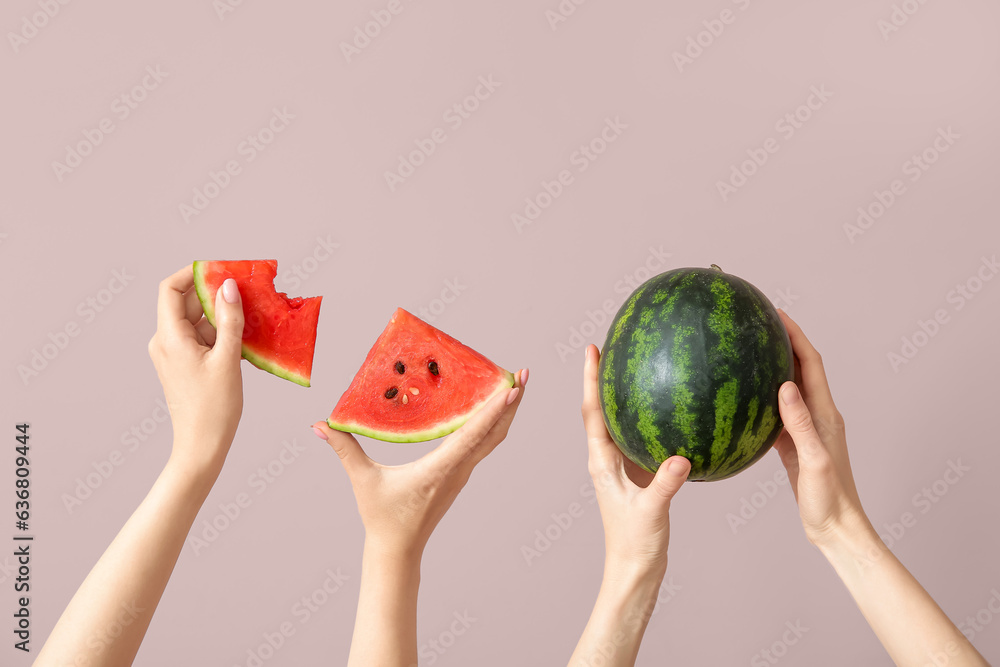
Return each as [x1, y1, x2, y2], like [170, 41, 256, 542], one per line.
[327, 308, 514, 443]
[192, 260, 322, 387]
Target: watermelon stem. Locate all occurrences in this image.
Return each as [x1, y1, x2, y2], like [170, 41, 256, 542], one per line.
[710, 264, 724, 272]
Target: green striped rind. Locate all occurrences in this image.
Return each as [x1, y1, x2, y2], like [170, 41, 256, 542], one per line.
[327, 370, 514, 442]
[192, 261, 311, 387]
[598, 267, 793, 481]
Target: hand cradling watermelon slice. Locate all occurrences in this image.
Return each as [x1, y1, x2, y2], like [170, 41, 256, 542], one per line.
[327, 308, 514, 442]
[192, 260, 322, 387]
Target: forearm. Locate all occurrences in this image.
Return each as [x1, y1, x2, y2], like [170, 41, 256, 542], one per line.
[568, 562, 665, 667]
[347, 542, 421, 667]
[818, 520, 989, 667]
[35, 445, 219, 667]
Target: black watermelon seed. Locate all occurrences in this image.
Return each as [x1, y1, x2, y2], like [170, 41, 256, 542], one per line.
[384, 387, 399, 399]
[428, 361, 439, 376]
[395, 361, 405, 374]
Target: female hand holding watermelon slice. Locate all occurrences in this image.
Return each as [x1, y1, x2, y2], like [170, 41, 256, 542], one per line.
[771, 310, 989, 667]
[36, 264, 249, 667]
[311, 368, 527, 667]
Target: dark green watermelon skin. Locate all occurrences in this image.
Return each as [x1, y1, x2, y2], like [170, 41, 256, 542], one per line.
[598, 267, 793, 482]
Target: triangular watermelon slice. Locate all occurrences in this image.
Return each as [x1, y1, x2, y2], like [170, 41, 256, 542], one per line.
[327, 308, 514, 442]
[192, 260, 322, 387]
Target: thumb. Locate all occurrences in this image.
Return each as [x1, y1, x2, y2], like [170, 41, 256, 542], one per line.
[211, 278, 245, 361]
[647, 455, 690, 505]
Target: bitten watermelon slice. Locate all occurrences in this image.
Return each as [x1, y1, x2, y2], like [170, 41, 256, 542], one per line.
[327, 308, 514, 442]
[192, 260, 322, 387]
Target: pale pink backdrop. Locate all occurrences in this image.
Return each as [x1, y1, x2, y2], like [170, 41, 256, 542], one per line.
[2, 1, 999, 665]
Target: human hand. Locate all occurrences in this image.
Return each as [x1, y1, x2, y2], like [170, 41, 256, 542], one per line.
[147, 264, 245, 476]
[771, 309, 869, 547]
[311, 369, 527, 560]
[582, 345, 690, 576]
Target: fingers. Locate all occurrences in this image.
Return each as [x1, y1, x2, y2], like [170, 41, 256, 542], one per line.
[209, 278, 245, 362]
[582, 345, 622, 483]
[426, 374, 523, 472]
[770, 431, 800, 501]
[776, 309, 836, 410]
[312, 421, 373, 478]
[184, 286, 205, 325]
[463, 367, 528, 465]
[156, 264, 195, 332]
[776, 382, 826, 464]
[194, 317, 217, 346]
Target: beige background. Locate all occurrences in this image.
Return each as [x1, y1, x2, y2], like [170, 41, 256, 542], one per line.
[2, 0, 999, 665]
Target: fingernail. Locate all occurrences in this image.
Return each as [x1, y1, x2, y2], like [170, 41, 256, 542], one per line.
[222, 278, 240, 304]
[506, 387, 520, 405]
[667, 458, 688, 476]
[312, 426, 327, 441]
[781, 383, 800, 406]
[520, 368, 529, 387]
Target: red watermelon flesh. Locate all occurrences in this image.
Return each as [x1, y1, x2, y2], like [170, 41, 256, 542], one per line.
[327, 308, 514, 442]
[192, 260, 322, 387]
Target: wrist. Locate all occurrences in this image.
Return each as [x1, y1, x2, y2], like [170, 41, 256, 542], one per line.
[601, 558, 667, 607]
[362, 538, 424, 573]
[360, 539, 422, 599]
[604, 551, 668, 587]
[582, 560, 666, 661]
[164, 448, 225, 500]
[813, 512, 884, 570]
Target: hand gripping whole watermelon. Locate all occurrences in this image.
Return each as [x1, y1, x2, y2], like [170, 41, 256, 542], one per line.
[598, 265, 794, 481]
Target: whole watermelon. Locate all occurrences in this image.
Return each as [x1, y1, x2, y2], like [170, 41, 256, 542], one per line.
[598, 265, 793, 482]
